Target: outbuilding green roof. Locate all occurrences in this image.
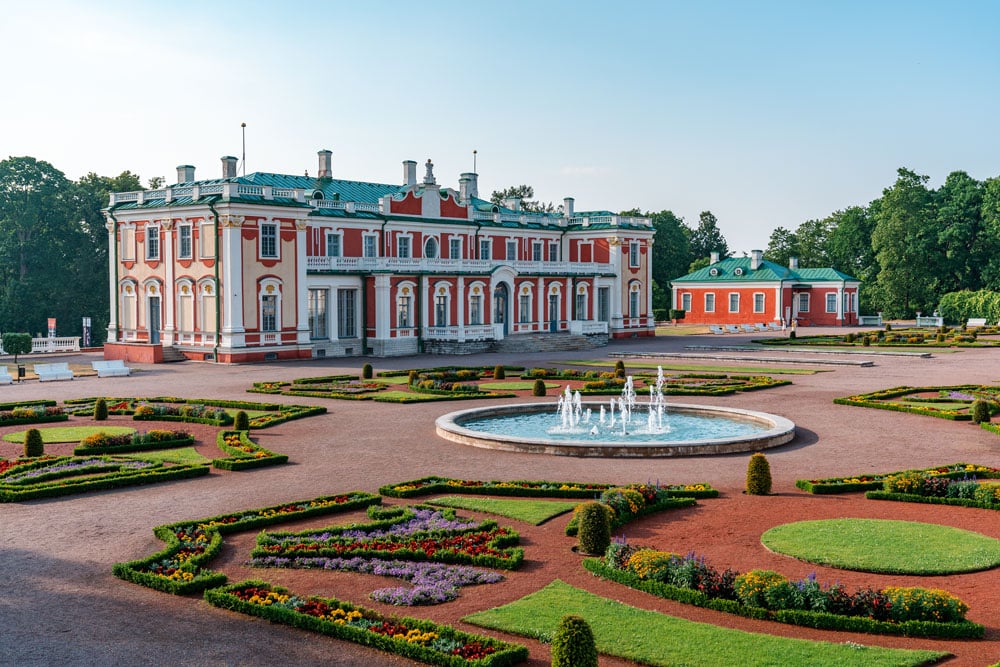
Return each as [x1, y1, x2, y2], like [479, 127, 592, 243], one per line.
[671, 256, 858, 284]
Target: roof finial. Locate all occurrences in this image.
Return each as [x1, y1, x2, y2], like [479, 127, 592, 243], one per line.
[423, 159, 436, 185]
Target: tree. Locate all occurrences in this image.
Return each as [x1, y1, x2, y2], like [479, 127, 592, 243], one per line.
[933, 171, 984, 295]
[622, 208, 691, 307]
[980, 177, 1000, 290]
[489, 185, 555, 213]
[2, 332, 31, 365]
[147, 176, 165, 189]
[826, 205, 877, 313]
[793, 218, 832, 268]
[688, 210, 729, 262]
[765, 226, 798, 267]
[871, 168, 937, 317]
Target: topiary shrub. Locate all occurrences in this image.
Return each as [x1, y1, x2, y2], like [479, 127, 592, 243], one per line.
[862, 336, 871, 347]
[885, 323, 892, 332]
[614, 360, 625, 379]
[550, 615, 598, 667]
[407, 369, 419, 385]
[971, 400, 991, 424]
[745, 452, 772, 495]
[234, 410, 250, 431]
[24, 428, 44, 457]
[788, 330, 796, 340]
[94, 397, 108, 421]
[361, 363, 373, 379]
[844, 333, 855, 343]
[532, 378, 547, 397]
[577, 501, 612, 555]
[493, 364, 505, 380]
[936, 333, 946, 343]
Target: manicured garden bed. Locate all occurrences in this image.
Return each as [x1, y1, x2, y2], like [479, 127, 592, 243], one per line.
[796, 462, 1000, 494]
[380, 476, 717, 500]
[73, 429, 193, 455]
[62, 397, 326, 428]
[212, 430, 288, 470]
[834, 385, 1000, 423]
[3, 425, 135, 444]
[0, 403, 68, 427]
[427, 496, 579, 525]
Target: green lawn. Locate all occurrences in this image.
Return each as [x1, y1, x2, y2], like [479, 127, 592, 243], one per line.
[464, 581, 946, 667]
[565, 359, 821, 375]
[374, 376, 411, 385]
[428, 496, 578, 525]
[762, 519, 1000, 574]
[2, 426, 135, 444]
[477, 381, 561, 391]
[123, 447, 211, 466]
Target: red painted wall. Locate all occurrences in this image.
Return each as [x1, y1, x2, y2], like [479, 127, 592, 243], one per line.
[675, 285, 859, 326]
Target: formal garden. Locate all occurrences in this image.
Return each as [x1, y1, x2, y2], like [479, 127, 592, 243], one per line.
[757, 324, 1000, 348]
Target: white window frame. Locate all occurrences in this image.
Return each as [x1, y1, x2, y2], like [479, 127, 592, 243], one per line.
[260, 222, 278, 259]
[479, 238, 491, 260]
[681, 293, 691, 312]
[532, 241, 543, 262]
[797, 293, 810, 313]
[325, 231, 342, 257]
[548, 242, 559, 263]
[728, 292, 740, 313]
[178, 224, 192, 259]
[506, 239, 518, 261]
[146, 225, 160, 260]
[629, 284, 641, 317]
[308, 288, 329, 339]
[337, 288, 358, 339]
[629, 241, 640, 268]
[424, 236, 438, 259]
[397, 294, 411, 328]
[705, 292, 716, 313]
[826, 293, 837, 313]
[397, 235, 411, 259]
[449, 237, 462, 260]
[753, 292, 765, 313]
[363, 234, 378, 258]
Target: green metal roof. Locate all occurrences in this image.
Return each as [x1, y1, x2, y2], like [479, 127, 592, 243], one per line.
[671, 256, 858, 284]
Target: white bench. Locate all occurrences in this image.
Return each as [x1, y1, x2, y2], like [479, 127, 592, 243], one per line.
[858, 315, 883, 326]
[0, 367, 12, 385]
[708, 325, 726, 335]
[34, 363, 74, 382]
[92, 359, 131, 377]
[967, 318, 987, 328]
[725, 325, 741, 334]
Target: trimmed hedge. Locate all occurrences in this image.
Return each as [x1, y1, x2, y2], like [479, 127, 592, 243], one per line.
[866, 489, 1000, 510]
[212, 430, 288, 470]
[0, 458, 209, 502]
[380, 476, 718, 501]
[73, 430, 194, 456]
[205, 581, 528, 666]
[113, 492, 381, 594]
[0, 400, 57, 410]
[583, 559, 983, 639]
[796, 462, 1000, 494]
[565, 496, 697, 536]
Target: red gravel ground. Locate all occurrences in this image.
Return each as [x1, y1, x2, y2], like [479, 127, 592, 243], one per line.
[2, 330, 999, 666]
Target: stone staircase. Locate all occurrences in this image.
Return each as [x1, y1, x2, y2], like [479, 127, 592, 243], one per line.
[489, 332, 607, 355]
[160, 346, 188, 363]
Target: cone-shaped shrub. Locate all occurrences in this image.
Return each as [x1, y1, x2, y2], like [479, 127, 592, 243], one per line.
[234, 411, 250, 431]
[551, 615, 598, 667]
[94, 397, 108, 421]
[533, 378, 546, 396]
[746, 452, 772, 495]
[971, 400, 991, 424]
[788, 330, 796, 339]
[24, 428, 44, 457]
[862, 336, 871, 347]
[408, 369, 419, 385]
[614, 360, 625, 378]
[577, 502, 611, 555]
[844, 333, 855, 344]
[362, 363, 373, 379]
[493, 364, 505, 380]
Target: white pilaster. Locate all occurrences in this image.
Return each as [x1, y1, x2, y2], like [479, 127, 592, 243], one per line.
[536, 277, 545, 328]
[609, 237, 624, 331]
[456, 277, 465, 341]
[836, 286, 844, 323]
[106, 219, 119, 342]
[160, 219, 176, 345]
[220, 215, 245, 348]
[374, 274, 391, 340]
[295, 220, 311, 344]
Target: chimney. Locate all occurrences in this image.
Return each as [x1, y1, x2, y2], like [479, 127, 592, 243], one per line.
[176, 165, 195, 183]
[317, 150, 332, 179]
[710, 251, 720, 264]
[503, 197, 521, 211]
[403, 160, 417, 186]
[221, 156, 238, 179]
[789, 256, 799, 270]
[750, 249, 763, 270]
[459, 172, 478, 200]
[563, 197, 575, 217]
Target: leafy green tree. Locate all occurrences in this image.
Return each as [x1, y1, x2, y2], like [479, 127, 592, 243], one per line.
[793, 217, 832, 268]
[871, 168, 937, 317]
[2, 332, 32, 364]
[688, 210, 729, 262]
[981, 177, 1000, 290]
[765, 226, 798, 267]
[826, 205, 878, 313]
[933, 171, 985, 296]
[622, 208, 692, 307]
[489, 185, 555, 213]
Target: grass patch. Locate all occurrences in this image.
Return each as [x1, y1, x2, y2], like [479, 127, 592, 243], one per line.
[124, 447, 212, 466]
[566, 359, 821, 375]
[762, 519, 1000, 574]
[373, 376, 411, 385]
[2, 426, 135, 444]
[464, 580, 946, 667]
[476, 381, 561, 391]
[427, 496, 578, 525]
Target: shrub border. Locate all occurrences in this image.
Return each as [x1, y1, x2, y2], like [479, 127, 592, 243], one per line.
[212, 430, 288, 470]
[0, 458, 209, 502]
[379, 476, 718, 501]
[73, 435, 195, 456]
[796, 462, 1000, 494]
[866, 490, 1000, 511]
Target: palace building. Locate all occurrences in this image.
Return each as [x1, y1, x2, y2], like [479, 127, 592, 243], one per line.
[671, 251, 861, 328]
[103, 151, 656, 363]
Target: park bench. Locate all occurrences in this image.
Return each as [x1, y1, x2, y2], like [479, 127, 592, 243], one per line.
[0, 367, 12, 385]
[725, 325, 741, 334]
[708, 325, 726, 334]
[967, 318, 987, 328]
[34, 362, 74, 382]
[92, 359, 131, 378]
[754, 323, 768, 332]
[768, 322, 784, 331]
[741, 324, 756, 333]
[858, 315, 883, 326]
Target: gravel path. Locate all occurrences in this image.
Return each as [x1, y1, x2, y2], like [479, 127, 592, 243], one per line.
[2, 330, 998, 666]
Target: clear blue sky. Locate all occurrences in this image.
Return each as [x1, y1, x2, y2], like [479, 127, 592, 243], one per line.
[2, 0, 998, 254]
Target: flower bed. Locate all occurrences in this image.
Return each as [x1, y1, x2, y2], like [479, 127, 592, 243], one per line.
[833, 385, 1000, 421]
[62, 397, 326, 429]
[252, 505, 523, 570]
[380, 476, 717, 500]
[113, 492, 381, 594]
[0, 455, 209, 502]
[564, 484, 700, 536]
[212, 430, 288, 470]
[73, 429, 194, 455]
[585, 542, 983, 639]
[866, 472, 1000, 510]
[205, 581, 528, 666]
[0, 404, 68, 427]
[796, 462, 1000, 494]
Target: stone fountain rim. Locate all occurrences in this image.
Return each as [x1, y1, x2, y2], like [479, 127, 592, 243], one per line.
[435, 402, 796, 458]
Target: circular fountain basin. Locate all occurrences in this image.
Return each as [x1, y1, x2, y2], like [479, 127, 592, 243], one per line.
[435, 402, 795, 457]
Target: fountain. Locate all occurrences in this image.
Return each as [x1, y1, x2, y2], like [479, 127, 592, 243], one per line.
[435, 366, 795, 457]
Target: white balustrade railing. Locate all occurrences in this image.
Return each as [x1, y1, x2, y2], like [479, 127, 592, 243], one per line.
[261, 332, 280, 345]
[306, 256, 613, 275]
[423, 325, 496, 341]
[0, 336, 84, 355]
[569, 320, 609, 335]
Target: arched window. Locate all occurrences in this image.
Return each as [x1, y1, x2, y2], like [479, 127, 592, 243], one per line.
[258, 278, 282, 333]
[424, 237, 439, 259]
[432, 282, 451, 327]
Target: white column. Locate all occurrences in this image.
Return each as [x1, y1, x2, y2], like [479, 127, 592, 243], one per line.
[374, 274, 391, 340]
[592, 278, 600, 322]
[421, 276, 430, 333]
[565, 277, 572, 325]
[775, 286, 783, 323]
[220, 215, 245, 348]
[106, 220, 119, 342]
[645, 249, 653, 327]
[295, 220, 311, 344]
[456, 277, 465, 341]
[536, 277, 545, 329]
[836, 286, 844, 323]
[609, 238, 624, 332]
[161, 219, 176, 345]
